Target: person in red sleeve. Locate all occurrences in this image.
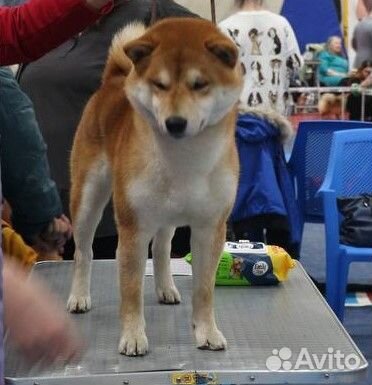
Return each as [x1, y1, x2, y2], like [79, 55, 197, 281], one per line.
[0, 0, 115, 378]
[0, 0, 114, 64]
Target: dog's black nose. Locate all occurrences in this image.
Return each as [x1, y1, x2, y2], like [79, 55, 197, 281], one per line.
[165, 116, 187, 138]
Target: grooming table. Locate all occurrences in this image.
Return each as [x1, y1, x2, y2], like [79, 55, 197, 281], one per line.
[5, 260, 368, 385]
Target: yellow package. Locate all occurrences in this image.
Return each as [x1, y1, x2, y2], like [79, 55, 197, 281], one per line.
[185, 241, 296, 286]
[266, 245, 296, 282]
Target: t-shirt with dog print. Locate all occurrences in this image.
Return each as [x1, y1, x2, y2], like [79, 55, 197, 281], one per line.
[219, 10, 302, 115]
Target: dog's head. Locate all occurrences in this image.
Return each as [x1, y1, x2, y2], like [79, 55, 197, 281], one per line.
[123, 18, 243, 139]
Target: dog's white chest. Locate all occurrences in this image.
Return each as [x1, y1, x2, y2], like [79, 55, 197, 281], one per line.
[127, 161, 236, 227]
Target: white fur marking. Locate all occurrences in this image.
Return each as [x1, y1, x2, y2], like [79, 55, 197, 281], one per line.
[157, 70, 171, 87]
[186, 68, 203, 83]
[67, 156, 112, 313]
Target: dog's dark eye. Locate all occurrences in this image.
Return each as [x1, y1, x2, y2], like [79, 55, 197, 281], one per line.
[191, 80, 209, 91]
[152, 80, 168, 91]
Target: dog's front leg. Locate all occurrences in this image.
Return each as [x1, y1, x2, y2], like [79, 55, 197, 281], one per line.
[190, 221, 227, 350]
[117, 228, 149, 356]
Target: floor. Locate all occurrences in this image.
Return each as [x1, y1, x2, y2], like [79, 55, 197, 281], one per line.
[301, 222, 372, 384]
[344, 307, 372, 384]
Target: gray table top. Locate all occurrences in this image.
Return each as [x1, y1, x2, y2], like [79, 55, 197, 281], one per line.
[5, 260, 368, 385]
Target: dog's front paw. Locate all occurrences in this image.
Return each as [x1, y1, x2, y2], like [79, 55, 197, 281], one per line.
[66, 294, 91, 313]
[194, 324, 227, 351]
[156, 284, 181, 304]
[119, 329, 148, 356]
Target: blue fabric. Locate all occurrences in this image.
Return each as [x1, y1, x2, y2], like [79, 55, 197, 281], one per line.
[230, 114, 301, 246]
[281, 0, 342, 53]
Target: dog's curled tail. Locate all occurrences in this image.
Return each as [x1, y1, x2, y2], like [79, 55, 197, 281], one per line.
[103, 22, 147, 83]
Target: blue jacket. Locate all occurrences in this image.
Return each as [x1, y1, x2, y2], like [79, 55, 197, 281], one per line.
[318, 50, 348, 86]
[230, 113, 301, 246]
[0, 67, 62, 242]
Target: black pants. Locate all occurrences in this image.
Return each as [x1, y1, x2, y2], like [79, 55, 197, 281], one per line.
[346, 94, 372, 121]
[63, 226, 191, 260]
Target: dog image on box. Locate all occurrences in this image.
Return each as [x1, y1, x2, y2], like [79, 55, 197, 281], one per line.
[66, 18, 243, 356]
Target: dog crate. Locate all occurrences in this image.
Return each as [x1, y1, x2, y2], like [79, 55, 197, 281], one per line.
[5, 260, 368, 385]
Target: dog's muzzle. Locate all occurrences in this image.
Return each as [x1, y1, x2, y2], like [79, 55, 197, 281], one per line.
[165, 116, 187, 138]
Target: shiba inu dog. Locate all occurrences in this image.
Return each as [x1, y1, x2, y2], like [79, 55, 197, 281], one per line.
[66, 18, 243, 356]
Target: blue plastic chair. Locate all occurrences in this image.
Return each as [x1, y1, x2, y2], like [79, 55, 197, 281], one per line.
[318, 129, 372, 321]
[287, 120, 372, 248]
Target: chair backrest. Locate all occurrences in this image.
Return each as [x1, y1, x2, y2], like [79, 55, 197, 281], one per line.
[324, 129, 372, 198]
[287, 120, 372, 235]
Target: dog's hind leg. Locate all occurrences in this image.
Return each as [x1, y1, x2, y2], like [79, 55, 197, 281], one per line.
[190, 220, 227, 350]
[67, 155, 112, 313]
[152, 227, 181, 304]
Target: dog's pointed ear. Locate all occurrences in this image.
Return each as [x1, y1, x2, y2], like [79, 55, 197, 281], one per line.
[205, 38, 238, 68]
[124, 40, 155, 65]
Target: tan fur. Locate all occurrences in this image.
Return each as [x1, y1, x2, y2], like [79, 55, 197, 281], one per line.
[67, 18, 243, 356]
[318, 93, 344, 120]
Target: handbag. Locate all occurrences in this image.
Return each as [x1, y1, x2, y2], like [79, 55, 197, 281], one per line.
[337, 193, 372, 247]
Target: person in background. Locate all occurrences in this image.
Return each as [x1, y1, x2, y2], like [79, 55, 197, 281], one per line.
[362, 66, 372, 87]
[356, 0, 369, 21]
[18, 0, 198, 260]
[342, 60, 372, 121]
[352, 0, 372, 69]
[1, 0, 113, 65]
[0, 0, 23, 4]
[0, 0, 115, 375]
[219, 0, 301, 258]
[0, 67, 73, 255]
[219, 0, 302, 116]
[317, 36, 349, 86]
[174, 0, 235, 22]
[1, 0, 117, 252]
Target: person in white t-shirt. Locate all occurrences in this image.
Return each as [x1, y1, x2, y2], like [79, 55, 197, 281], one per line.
[219, 0, 302, 115]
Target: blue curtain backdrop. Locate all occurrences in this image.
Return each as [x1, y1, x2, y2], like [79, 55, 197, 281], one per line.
[281, 0, 343, 53]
